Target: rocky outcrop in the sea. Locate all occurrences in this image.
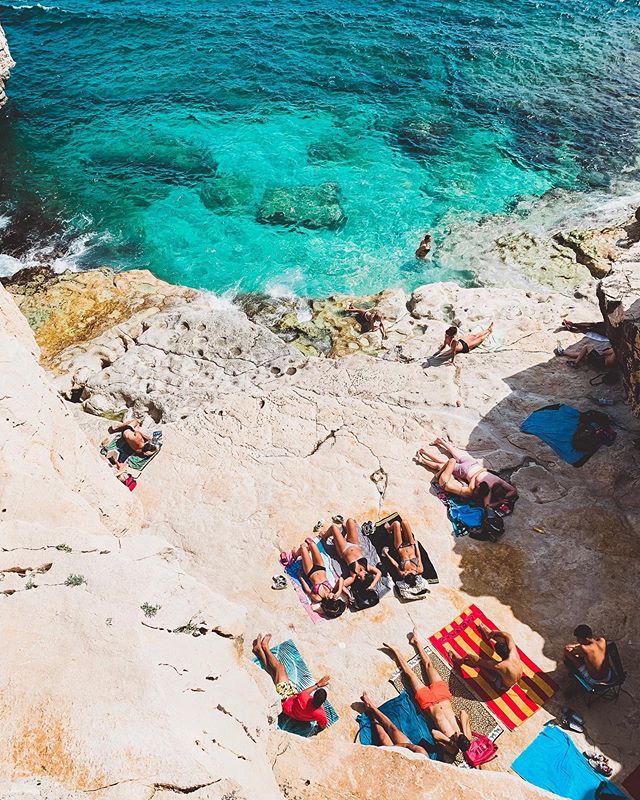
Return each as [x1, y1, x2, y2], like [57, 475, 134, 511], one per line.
[0, 24, 14, 108]
[598, 248, 640, 417]
[257, 183, 347, 230]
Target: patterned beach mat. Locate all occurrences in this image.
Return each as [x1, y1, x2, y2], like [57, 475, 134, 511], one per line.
[430, 605, 557, 731]
[253, 638, 338, 738]
[390, 642, 503, 766]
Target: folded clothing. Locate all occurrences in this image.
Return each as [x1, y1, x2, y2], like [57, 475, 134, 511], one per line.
[357, 691, 437, 759]
[512, 726, 626, 799]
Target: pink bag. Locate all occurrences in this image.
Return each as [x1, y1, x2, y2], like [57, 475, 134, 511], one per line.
[464, 733, 498, 767]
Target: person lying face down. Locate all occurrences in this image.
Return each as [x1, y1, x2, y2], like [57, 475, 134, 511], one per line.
[322, 518, 382, 608]
[447, 621, 523, 691]
[433, 323, 493, 365]
[564, 624, 612, 685]
[415, 436, 517, 509]
[382, 629, 477, 763]
[253, 634, 330, 727]
[292, 538, 347, 619]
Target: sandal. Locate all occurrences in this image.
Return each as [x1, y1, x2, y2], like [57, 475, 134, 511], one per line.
[332, 514, 344, 525]
[313, 520, 323, 532]
[584, 752, 612, 777]
[271, 575, 287, 590]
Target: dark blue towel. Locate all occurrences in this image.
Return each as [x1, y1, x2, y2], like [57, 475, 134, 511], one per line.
[520, 404, 586, 465]
[512, 726, 626, 799]
[357, 691, 438, 759]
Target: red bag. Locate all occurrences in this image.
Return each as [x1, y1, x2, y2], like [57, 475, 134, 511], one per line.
[464, 733, 498, 767]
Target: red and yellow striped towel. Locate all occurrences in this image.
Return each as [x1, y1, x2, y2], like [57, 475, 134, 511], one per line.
[430, 605, 557, 731]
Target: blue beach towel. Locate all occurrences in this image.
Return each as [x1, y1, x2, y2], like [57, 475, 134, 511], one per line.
[520, 404, 586, 465]
[253, 639, 339, 738]
[357, 691, 438, 759]
[432, 481, 484, 538]
[512, 726, 626, 799]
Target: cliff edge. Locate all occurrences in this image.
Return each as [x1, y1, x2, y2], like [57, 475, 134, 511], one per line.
[0, 24, 14, 108]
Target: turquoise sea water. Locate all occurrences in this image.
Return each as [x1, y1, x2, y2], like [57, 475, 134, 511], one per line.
[2, 0, 640, 295]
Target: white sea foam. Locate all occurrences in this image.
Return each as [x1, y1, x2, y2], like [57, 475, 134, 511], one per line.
[0, 253, 23, 278]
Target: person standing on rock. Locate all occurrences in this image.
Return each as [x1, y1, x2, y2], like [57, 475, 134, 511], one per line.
[447, 622, 523, 691]
[415, 233, 432, 260]
[434, 323, 493, 364]
[253, 634, 330, 728]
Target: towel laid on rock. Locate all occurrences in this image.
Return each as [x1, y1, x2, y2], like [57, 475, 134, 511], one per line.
[356, 690, 437, 759]
[512, 726, 626, 799]
[324, 522, 392, 606]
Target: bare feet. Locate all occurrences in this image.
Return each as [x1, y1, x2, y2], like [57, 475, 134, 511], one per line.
[361, 691, 374, 710]
[262, 633, 272, 650]
[252, 634, 263, 656]
[381, 642, 400, 658]
[446, 646, 464, 668]
[430, 437, 445, 447]
[408, 627, 419, 647]
[477, 621, 491, 640]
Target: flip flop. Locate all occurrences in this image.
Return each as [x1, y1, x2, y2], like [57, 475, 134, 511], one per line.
[332, 514, 344, 525]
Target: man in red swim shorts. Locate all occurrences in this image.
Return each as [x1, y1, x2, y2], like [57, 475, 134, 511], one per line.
[383, 628, 473, 762]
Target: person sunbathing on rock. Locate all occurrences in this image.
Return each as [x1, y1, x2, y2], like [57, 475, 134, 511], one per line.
[105, 419, 158, 457]
[447, 622, 523, 691]
[345, 303, 387, 338]
[360, 691, 430, 757]
[415, 437, 517, 509]
[383, 629, 474, 762]
[381, 518, 423, 581]
[283, 539, 347, 619]
[253, 634, 330, 728]
[555, 342, 617, 371]
[564, 624, 612, 686]
[433, 323, 493, 364]
[322, 518, 382, 596]
[561, 319, 607, 336]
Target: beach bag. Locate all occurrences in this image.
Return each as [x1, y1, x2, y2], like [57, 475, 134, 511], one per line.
[469, 509, 504, 542]
[395, 575, 430, 601]
[464, 733, 498, 767]
[572, 410, 616, 453]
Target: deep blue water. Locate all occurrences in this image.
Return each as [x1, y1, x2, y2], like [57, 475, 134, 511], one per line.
[1, 0, 640, 295]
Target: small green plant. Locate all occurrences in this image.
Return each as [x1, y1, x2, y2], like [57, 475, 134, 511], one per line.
[141, 602, 161, 617]
[56, 543, 72, 552]
[25, 578, 36, 590]
[65, 574, 86, 587]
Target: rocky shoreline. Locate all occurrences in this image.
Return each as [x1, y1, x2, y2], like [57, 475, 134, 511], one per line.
[1, 204, 640, 800]
[0, 24, 13, 109]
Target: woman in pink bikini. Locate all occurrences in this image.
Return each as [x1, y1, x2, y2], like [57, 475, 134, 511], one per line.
[415, 437, 517, 508]
[282, 539, 347, 619]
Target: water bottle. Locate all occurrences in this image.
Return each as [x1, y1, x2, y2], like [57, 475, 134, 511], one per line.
[595, 397, 614, 407]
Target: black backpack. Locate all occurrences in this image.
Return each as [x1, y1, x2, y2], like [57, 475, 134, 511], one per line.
[470, 509, 505, 543]
[572, 410, 616, 453]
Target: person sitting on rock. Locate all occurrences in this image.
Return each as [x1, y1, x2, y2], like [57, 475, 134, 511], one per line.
[447, 621, 523, 691]
[381, 518, 424, 582]
[283, 539, 347, 619]
[345, 303, 387, 339]
[415, 233, 432, 260]
[564, 624, 612, 686]
[433, 323, 493, 364]
[322, 518, 382, 598]
[415, 437, 517, 509]
[555, 342, 617, 371]
[561, 319, 607, 336]
[253, 633, 330, 728]
[382, 629, 474, 762]
[360, 691, 431, 757]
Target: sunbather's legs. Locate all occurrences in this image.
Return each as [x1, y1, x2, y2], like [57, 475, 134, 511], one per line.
[415, 449, 447, 470]
[252, 634, 289, 685]
[409, 628, 443, 687]
[400, 519, 415, 546]
[431, 437, 467, 462]
[382, 643, 424, 695]
[306, 538, 325, 568]
[344, 517, 359, 546]
[390, 521, 405, 551]
[370, 718, 394, 747]
[324, 523, 349, 557]
[361, 693, 427, 755]
[299, 543, 314, 575]
[462, 323, 493, 350]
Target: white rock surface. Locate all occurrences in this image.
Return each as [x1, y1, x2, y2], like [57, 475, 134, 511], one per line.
[0, 24, 14, 108]
[2, 269, 639, 800]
